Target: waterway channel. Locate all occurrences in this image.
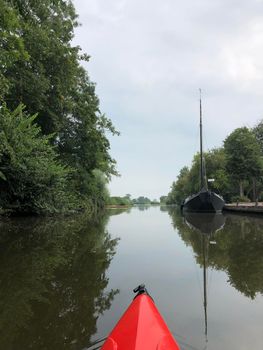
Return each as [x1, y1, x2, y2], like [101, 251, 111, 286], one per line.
[0, 206, 263, 349]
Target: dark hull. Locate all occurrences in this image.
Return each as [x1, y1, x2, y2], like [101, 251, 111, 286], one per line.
[182, 190, 225, 213]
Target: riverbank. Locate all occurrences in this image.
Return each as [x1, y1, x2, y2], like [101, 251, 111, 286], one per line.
[106, 205, 131, 209]
[224, 202, 263, 214]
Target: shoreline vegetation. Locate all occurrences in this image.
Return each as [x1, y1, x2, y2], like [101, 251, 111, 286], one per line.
[0, 0, 119, 215]
[166, 126, 263, 206]
[106, 195, 164, 208]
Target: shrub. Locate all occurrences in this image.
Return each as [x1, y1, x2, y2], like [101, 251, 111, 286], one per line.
[231, 195, 251, 204]
[0, 103, 74, 214]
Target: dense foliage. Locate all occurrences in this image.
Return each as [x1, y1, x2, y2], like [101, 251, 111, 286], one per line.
[0, 104, 74, 213]
[0, 0, 118, 214]
[107, 195, 133, 206]
[107, 194, 160, 206]
[159, 196, 168, 204]
[224, 127, 262, 199]
[132, 196, 152, 205]
[167, 124, 263, 204]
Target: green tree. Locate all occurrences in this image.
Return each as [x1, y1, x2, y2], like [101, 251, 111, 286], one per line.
[253, 120, 263, 153]
[58, 69, 119, 200]
[0, 0, 28, 98]
[188, 149, 230, 195]
[87, 169, 110, 209]
[204, 149, 228, 189]
[133, 196, 151, 205]
[168, 125, 263, 205]
[0, 0, 119, 212]
[167, 167, 190, 205]
[160, 196, 168, 204]
[224, 127, 262, 198]
[3, 0, 118, 170]
[4, 0, 80, 134]
[167, 148, 231, 205]
[0, 104, 73, 214]
[107, 196, 132, 206]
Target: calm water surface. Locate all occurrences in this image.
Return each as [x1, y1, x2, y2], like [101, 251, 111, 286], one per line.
[1, 206, 263, 349]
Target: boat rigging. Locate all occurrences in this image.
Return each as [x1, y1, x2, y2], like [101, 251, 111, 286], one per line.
[181, 90, 225, 213]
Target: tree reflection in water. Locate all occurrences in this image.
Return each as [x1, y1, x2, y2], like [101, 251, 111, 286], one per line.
[168, 208, 263, 299]
[0, 212, 119, 350]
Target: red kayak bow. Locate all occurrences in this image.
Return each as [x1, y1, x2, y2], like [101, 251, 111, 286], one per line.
[101, 285, 181, 350]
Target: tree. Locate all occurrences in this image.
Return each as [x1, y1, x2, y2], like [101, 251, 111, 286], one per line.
[3, 0, 118, 169]
[0, 0, 28, 98]
[167, 167, 191, 205]
[133, 196, 151, 205]
[0, 0, 119, 212]
[107, 196, 132, 206]
[167, 148, 233, 205]
[253, 120, 263, 153]
[4, 0, 80, 135]
[0, 104, 73, 213]
[224, 127, 262, 198]
[58, 68, 119, 198]
[160, 196, 168, 204]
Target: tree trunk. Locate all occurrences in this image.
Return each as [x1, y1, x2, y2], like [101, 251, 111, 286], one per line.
[239, 181, 244, 197]
[252, 177, 257, 204]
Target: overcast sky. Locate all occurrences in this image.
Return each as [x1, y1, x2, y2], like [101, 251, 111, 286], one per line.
[73, 0, 263, 199]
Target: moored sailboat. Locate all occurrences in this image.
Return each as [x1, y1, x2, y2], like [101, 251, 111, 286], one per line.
[182, 91, 225, 213]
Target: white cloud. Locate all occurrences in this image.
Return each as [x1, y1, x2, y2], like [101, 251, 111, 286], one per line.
[221, 20, 263, 92]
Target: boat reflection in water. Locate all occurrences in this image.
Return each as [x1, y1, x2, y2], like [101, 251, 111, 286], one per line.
[183, 212, 226, 235]
[183, 213, 225, 345]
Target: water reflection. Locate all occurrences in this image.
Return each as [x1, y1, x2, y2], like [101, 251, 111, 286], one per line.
[2, 207, 263, 350]
[135, 205, 151, 211]
[0, 213, 119, 350]
[183, 213, 225, 345]
[159, 205, 170, 212]
[107, 207, 132, 216]
[168, 208, 263, 299]
[183, 212, 226, 234]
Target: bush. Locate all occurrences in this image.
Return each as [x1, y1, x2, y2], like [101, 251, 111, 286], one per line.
[107, 196, 132, 206]
[231, 195, 251, 203]
[0, 103, 75, 214]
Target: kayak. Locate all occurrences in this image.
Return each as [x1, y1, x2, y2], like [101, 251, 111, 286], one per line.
[101, 285, 181, 350]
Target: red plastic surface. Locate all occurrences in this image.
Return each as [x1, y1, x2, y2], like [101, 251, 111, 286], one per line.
[101, 294, 180, 350]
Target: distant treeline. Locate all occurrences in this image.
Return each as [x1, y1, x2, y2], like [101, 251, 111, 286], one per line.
[167, 124, 263, 205]
[107, 195, 162, 206]
[0, 1, 118, 214]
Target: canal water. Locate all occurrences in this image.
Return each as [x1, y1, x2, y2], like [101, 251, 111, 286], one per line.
[0, 206, 263, 349]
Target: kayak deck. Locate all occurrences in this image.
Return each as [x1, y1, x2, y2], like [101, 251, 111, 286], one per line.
[101, 286, 180, 350]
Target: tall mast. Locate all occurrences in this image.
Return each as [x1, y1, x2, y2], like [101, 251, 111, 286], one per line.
[199, 89, 205, 189]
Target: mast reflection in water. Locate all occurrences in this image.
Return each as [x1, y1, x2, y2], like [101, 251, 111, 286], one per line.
[183, 213, 226, 344]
